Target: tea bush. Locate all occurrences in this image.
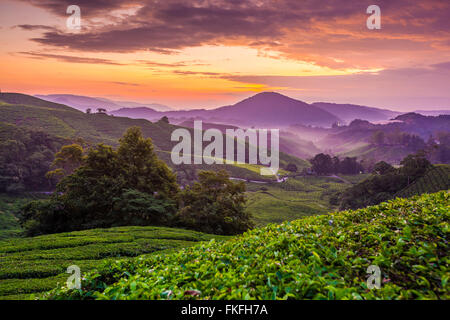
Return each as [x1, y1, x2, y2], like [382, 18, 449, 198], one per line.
[45, 191, 449, 300]
[0, 226, 226, 299]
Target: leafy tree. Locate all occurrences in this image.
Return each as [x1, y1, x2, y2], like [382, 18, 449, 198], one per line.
[310, 153, 333, 175]
[373, 161, 395, 175]
[159, 116, 170, 124]
[176, 170, 253, 235]
[338, 152, 432, 210]
[46, 144, 84, 182]
[400, 152, 431, 183]
[20, 127, 179, 235]
[0, 125, 67, 193]
[338, 157, 362, 174]
[286, 163, 298, 173]
[370, 130, 385, 145]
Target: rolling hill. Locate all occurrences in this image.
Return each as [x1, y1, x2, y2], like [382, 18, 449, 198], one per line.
[312, 102, 400, 124]
[0, 93, 309, 185]
[35, 94, 172, 112]
[111, 92, 341, 127]
[395, 164, 450, 198]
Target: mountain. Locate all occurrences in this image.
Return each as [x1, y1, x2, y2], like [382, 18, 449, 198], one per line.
[178, 119, 321, 159]
[208, 92, 340, 127]
[35, 94, 172, 112]
[0, 93, 75, 111]
[107, 100, 172, 111]
[112, 92, 341, 128]
[110, 107, 161, 119]
[0, 93, 309, 188]
[413, 109, 450, 116]
[312, 102, 400, 124]
[317, 113, 450, 164]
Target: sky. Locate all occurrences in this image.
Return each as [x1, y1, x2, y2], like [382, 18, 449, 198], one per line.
[0, 0, 449, 111]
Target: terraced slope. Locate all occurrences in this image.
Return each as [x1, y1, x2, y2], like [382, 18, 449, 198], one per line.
[0, 226, 227, 300]
[46, 191, 449, 300]
[396, 165, 450, 198]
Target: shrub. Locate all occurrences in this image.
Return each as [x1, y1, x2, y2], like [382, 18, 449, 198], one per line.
[45, 192, 449, 300]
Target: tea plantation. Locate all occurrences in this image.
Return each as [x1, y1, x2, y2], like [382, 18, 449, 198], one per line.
[46, 191, 449, 300]
[0, 226, 227, 300]
[396, 164, 450, 198]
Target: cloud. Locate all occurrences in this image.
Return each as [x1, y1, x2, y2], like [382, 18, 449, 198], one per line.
[15, 0, 450, 70]
[109, 81, 141, 86]
[17, 51, 123, 65]
[220, 62, 450, 108]
[15, 24, 57, 31]
[18, 0, 137, 17]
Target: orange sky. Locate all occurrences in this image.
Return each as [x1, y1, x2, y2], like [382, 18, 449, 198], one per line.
[1, 0, 449, 110]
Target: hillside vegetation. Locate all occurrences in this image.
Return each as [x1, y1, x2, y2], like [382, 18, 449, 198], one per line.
[0, 226, 226, 300]
[246, 175, 365, 226]
[0, 93, 309, 188]
[395, 165, 450, 198]
[45, 191, 449, 300]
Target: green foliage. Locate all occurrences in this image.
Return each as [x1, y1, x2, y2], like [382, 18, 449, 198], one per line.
[0, 122, 69, 193]
[0, 94, 309, 185]
[45, 192, 449, 300]
[20, 127, 179, 236]
[46, 144, 84, 181]
[0, 226, 226, 299]
[285, 163, 298, 173]
[339, 153, 433, 210]
[310, 153, 333, 175]
[176, 170, 253, 235]
[243, 175, 366, 226]
[310, 153, 363, 175]
[373, 161, 394, 175]
[395, 165, 450, 198]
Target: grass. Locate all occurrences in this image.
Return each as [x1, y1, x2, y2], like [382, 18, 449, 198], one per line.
[0, 194, 42, 239]
[45, 191, 449, 300]
[0, 226, 227, 300]
[245, 175, 367, 226]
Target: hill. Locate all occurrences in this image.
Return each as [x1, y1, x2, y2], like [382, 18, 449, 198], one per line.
[395, 164, 450, 198]
[312, 102, 400, 124]
[109, 107, 161, 119]
[208, 92, 340, 127]
[245, 174, 368, 226]
[45, 191, 449, 300]
[0, 93, 309, 188]
[318, 114, 450, 164]
[35, 94, 172, 112]
[0, 226, 227, 300]
[0, 93, 75, 112]
[112, 92, 342, 127]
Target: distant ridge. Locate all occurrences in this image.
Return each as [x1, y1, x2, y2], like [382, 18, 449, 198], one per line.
[312, 102, 400, 124]
[35, 94, 172, 112]
[112, 92, 341, 127]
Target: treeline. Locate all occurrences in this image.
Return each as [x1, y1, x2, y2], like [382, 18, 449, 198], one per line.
[369, 130, 425, 148]
[309, 153, 363, 175]
[370, 130, 450, 164]
[336, 152, 432, 210]
[0, 123, 69, 193]
[19, 127, 253, 236]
